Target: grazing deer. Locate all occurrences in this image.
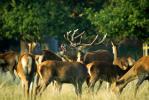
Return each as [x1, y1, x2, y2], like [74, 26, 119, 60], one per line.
[111, 42, 135, 70]
[86, 61, 131, 93]
[16, 52, 36, 98]
[111, 56, 149, 95]
[0, 51, 18, 80]
[35, 60, 88, 97]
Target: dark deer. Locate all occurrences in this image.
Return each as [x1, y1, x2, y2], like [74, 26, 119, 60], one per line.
[35, 60, 88, 97]
[86, 61, 131, 93]
[63, 29, 109, 63]
[111, 56, 149, 95]
[0, 51, 18, 80]
[63, 29, 115, 90]
[85, 42, 136, 93]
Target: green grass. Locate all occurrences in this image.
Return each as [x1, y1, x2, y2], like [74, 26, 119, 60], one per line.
[0, 72, 148, 100]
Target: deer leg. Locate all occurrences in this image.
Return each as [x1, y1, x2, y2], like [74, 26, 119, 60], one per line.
[77, 81, 83, 97]
[89, 77, 98, 93]
[135, 74, 148, 96]
[96, 80, 103, 93]
[55, 81, 62, 93]
[36, 78, 50, 96]
[86, 76, 90, 87]
[74, 83, 79, 96]
[33, 74, 39, 96]
[39, 83, 48, 96]
[9, 69, 16, 81]
[21, 81, 25, 96]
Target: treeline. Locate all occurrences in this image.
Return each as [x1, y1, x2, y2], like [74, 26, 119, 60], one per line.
[0, 0, 148, 43]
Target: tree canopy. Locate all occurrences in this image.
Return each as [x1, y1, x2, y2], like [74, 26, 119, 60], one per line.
[0, 0, 148, 43]
[85, 0, 149, 42]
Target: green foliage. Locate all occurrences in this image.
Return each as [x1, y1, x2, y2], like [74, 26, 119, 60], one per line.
[0, 0, 94, 41]
[0, 0, 148, 42]
[85, 0, 149, 42]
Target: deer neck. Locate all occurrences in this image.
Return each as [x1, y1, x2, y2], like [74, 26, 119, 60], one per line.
[77, 51, 82, 62]
[112, 45, 118, 64]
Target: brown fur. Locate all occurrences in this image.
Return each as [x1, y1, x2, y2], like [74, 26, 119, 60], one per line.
[16, 53, 36, 98]
[42, 50, 62, 61]
[35, 50, 62, 64]
[112, 42, 135, 70]
[111, 56, 149, 95]
[0, 51, 18, 80]
[35, 60, 88, 96]
[83, 50, 113, 65]
[86, 61, 130, 92]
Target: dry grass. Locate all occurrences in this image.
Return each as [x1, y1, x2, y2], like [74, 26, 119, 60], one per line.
[0, 72, 148, 100]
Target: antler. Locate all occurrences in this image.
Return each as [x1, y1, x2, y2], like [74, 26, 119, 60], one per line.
[64, 29, 85, 47]
[64, 29, 107, 48]
[80, 33, 107, 46]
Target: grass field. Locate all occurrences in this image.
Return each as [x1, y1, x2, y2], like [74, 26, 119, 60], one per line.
[0, 72, 148, 100]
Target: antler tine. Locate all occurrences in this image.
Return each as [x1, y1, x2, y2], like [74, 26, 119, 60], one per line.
[64, 31, 73, 45]
[95, 33, 107, 45]
[77, 35, 83, 46]
[111, 41, 114, 46]
[82, 34, 99, 46]
[71, 29, 78, 41]
[79, 33, 107, 47]
[74, 31, 85, 39]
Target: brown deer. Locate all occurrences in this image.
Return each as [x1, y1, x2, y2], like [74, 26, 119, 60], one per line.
[85, 42, 136, 93]
[86, 61, 131, 93]
[63, 29, 115, 90]
[35, 60, 88, 97]
[16, 52, 36, 98]
[111, 42, 135, 70]
[111, 56, 149, 95]
[0, 51, 18, 80]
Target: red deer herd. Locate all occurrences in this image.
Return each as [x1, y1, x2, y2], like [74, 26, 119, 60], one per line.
[0, 29, 148, 99]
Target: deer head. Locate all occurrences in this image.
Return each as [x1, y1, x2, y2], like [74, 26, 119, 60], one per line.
[64, 29, 107, 62]
[28, 42, 37, 54]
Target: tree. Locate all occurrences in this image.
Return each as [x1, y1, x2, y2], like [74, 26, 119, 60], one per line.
[85, 0, 149, 42]
[0, 0, 98, 42]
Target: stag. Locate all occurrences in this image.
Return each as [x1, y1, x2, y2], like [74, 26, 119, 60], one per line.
[35, 60, 88, 97]
[0, 51, 18, 80]
[63, 29, 110, 63]
[111, 56, 149, 95]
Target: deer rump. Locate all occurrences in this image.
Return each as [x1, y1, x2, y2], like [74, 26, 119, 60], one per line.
[16, 53, 36, 97]
[0, 51, 18, 80]
[36, 60, 88, 96]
